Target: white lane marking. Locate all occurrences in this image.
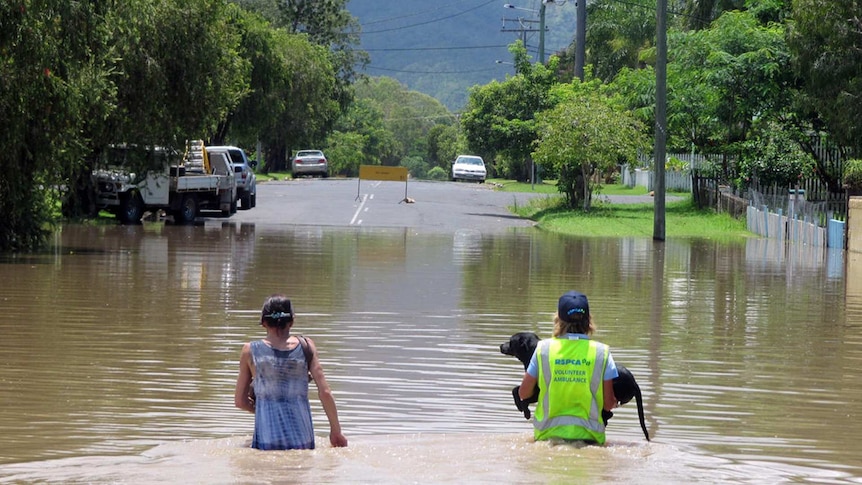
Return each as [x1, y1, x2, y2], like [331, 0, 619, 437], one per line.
[351, 194, 368, 225]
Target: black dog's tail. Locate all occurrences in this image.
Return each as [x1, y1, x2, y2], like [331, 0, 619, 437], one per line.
[633, 382, 650, 441]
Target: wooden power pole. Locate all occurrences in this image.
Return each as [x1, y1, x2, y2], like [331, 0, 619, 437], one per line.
[653, 0, 667, 241]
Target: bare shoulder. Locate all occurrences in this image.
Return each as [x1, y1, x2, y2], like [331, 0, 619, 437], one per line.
[301, 336, 318, 352]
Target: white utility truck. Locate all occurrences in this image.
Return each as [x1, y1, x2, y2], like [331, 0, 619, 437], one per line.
[93, 140, 237, 224]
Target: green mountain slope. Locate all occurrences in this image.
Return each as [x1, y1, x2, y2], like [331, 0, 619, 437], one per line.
[348, 0, 576, 111]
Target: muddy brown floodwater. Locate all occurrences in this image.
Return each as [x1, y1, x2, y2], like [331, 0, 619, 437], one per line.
[0, 220, 860, 484]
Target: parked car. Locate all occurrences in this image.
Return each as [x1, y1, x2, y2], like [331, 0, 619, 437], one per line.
[292, 150, 328, 178]
[206, 146, 256, 210]
[451, 155, 487, 183]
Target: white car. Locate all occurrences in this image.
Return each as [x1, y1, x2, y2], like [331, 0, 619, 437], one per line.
[452, 155, 486, 183]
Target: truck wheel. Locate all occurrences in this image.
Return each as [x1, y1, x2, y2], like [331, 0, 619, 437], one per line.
[240, 193, 251, 210]
[118, 191, 144, 225]
[177, 194, 197, 224]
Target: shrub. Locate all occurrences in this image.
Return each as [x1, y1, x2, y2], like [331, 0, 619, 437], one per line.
[666, 156, 689, 172]
[736, 125, 814, 188]
[427, 166, 449, 181]
[401, 156, 428, 179]
[844, 159, 862, 189]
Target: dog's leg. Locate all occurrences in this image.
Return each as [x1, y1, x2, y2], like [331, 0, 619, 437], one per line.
[512, 386, 531, 419]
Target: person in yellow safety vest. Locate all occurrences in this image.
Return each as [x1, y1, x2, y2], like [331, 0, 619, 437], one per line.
[518, 290, 619, 445]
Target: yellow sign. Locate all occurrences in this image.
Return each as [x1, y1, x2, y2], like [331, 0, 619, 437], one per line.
[359, 165, 408, 182]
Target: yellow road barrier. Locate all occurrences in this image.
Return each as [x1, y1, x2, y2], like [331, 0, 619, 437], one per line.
[357, 165, 411, 202]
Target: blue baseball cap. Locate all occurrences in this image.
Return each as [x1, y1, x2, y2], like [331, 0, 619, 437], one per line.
[558, 291, 589, 322]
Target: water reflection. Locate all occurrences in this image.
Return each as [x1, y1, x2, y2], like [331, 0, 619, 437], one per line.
[0, 223, 860, 483]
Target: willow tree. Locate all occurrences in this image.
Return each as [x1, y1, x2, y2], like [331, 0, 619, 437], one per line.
[0, 1, 117, 249]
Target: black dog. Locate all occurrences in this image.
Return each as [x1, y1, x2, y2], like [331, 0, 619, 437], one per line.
[500, 331, 650, 441]
[499, 332, 541, 418]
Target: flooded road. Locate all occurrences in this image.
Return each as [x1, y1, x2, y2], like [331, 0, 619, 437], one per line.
[1, 214, 861, 483]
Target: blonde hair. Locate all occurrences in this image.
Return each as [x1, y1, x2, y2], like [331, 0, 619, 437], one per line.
[553, 312, 595, 337]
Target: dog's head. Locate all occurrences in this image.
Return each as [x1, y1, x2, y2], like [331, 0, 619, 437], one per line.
[500, 332, 540, 369]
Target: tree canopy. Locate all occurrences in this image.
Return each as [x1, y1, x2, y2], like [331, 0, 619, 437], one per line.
[787, 0, 862, 157]
[460, 42, 558, 181]
[534, 85, 646, 210]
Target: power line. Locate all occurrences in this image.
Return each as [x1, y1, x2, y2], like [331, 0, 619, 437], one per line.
[361, 0, 497, 34]
[363, 44, 510, 52]
[361, 0, 487, 27]
[604, 0, 710, 23]
[364, 65, 499, 75]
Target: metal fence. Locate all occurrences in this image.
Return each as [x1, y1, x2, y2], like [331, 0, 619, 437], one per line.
[631, 138, 853, 248]
[692, 177, 848, 249]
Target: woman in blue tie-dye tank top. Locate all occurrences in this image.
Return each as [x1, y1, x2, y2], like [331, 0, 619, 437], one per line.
[234, 294, 348, 450]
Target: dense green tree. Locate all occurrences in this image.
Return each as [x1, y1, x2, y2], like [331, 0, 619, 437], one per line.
[737, 121, 814, 189]
[261, 33, 339, 172]
[677, 0, 746, 30]
[400, 155, 429, 179]
[460, 42, 558, 181]
[611, 64, 722, 154]
[218, 10, 338, 172]
[584, 0, 656, 82]
[608, 9, 791, 181]
[787, 0, 862, 163]
[673, 11, 790, 150]
[323, 130, 366, 176]
[75, 0, 248, 215]
[425, 124, 463, 171]
[237, 0, 367, 109]
[324, 96, 398, 175]
[101, 0, 247, 153]
[353, 77, 453, 165]
[1, 0, 119, 249]
[534, 86, 647, 210]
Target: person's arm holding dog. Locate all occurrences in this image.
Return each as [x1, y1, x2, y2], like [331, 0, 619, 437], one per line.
[519, 349, 539, 401]
[604, 378, 618, 411]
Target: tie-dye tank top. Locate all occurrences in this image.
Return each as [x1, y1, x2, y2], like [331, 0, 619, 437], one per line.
[250, 339, 315, 450]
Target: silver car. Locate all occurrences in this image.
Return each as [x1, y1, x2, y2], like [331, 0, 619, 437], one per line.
[452, 155, 486, 182]
[206, 146, 257, 210]
[292, 150, 329, 178]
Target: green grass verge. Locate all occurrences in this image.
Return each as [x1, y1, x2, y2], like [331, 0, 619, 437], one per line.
[486, 179, 559, 194]
[488, 179, 656, 196]
[256, 171, 292, 182]
[511, 193, 751, 240]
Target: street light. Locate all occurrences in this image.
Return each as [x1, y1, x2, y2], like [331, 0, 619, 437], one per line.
[504, 1, 556, 64]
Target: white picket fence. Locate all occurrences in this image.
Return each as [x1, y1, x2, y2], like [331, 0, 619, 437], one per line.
[745, 203, 846, 248]
[621, 164, 691, 192]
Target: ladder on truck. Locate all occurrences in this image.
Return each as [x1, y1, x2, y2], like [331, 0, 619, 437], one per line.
[183, 139, 210, 174]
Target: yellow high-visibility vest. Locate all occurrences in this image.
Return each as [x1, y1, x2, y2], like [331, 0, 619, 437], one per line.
[533, 337, 609, 444]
